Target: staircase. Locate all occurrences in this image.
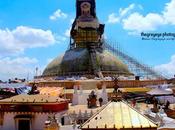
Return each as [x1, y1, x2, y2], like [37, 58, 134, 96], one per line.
[104, 42, 165, 79]
[88, 45, 104, 78]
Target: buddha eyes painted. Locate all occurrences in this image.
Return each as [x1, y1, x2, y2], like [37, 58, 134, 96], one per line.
[81, 2, 91, 16]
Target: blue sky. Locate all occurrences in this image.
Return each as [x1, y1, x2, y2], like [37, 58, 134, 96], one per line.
[0, 0, 175, 81]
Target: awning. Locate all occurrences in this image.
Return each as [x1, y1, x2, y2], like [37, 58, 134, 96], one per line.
[118, 87, 151, 93]
[147, 88, 173, 96]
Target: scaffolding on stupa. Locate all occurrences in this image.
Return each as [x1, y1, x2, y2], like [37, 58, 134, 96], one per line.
[103, 40, 166, 80]
[41, 0, 167, 80]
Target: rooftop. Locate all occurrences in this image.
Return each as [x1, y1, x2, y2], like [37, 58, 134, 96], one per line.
[81, 101, 157, 129]
[118, 87, 151, 93]
[0, 94, 66, 104]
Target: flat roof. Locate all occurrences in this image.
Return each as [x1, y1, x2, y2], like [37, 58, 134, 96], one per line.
[65, 88, 114, 94]
[118, 87, 151, 93]
[0, 94, 67, 104]
[38, 87, 63, 96]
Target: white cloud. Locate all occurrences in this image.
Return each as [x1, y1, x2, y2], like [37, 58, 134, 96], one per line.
[50, 9, 68, 20]
[64, 19, 74, 37]
[107, 13, 119, 24]
[119, 4, 135, 17]
[64, 27, 71, 37]
[122, 0, 175, 33]
[47, 58, 54, 64]
[1, 57, 38, 65]
[107, 4, 136, 24]
[163, 0, 175, 25]
[123, 13, 165, 32]
[55, 34, 67, 43]
[0, 26, 56, 56]
[154, 55, 175, 78]
[138, 5, 143, 10]
[0, 57, 38, 81]
[70, 19, 74, 24]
